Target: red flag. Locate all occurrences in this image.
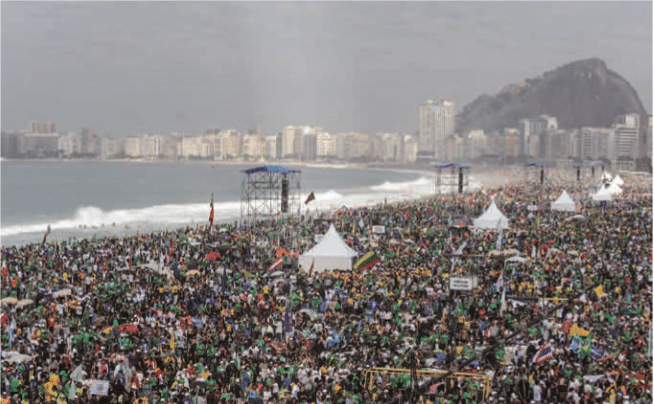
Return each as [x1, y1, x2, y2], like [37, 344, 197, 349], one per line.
[209, 193, 215, 228]
[305, 192, 315, 205]
[429, 383, 442, 395]
[267, 257, 284, 272]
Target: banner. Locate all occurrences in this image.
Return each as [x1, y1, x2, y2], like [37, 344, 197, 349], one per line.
[450, 277, 473, 291]
[372, 226, 386, 234]
[90, 380, 109, 396]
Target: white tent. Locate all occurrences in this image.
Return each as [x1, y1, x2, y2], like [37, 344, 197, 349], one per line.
[551, 190, 576, 212]
[299, 225, 358, 272]
[473, 199, 510, 230]
[592, 186, 613, 202]
[600, 171, 613, 182]
[606, 182, 623, 195]
[612, 174, 624, 186]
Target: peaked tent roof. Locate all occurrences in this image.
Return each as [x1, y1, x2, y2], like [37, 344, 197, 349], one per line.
[592, 186, 613, 201]
[551, 190, 576, 212]
[473, 199, 510, 230]
[606, 182, 623, 195]
[612, 174, 624, 186]
[301, 225, 358, 258]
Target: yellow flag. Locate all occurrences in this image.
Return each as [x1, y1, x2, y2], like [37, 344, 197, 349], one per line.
[569, 324, 590, 337]
[170, 333, 176, 350]
[594, 285, 605, 298]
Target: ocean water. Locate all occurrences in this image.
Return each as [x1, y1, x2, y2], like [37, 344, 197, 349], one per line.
[1, 161, 440, 246]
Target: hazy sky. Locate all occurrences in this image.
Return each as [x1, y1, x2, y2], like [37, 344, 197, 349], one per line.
[2, 2, 652, 136]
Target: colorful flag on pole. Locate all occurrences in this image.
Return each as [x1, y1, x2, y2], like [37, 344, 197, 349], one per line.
[305, 192, 315, 205]
[308, 258, 315, 275]
[353, 252, 381, 272]
[209, 193, 214, 228]
[267, 257, 284, 272]
[429, 383, 442, 395]
[532, 342, 554, 364]
[42, 224, 51, 246]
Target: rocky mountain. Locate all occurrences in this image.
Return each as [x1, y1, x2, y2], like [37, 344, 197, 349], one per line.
[457, 58, 647, 133]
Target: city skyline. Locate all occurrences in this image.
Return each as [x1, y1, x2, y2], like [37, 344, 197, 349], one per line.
[2, 2, 652, 136]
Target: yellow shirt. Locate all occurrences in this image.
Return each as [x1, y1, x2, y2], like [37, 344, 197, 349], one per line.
[44, 381, 56, 399]
[49, 373, 60, 386]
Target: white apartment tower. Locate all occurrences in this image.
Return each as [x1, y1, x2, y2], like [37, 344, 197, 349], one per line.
[419, 99, 455, 160]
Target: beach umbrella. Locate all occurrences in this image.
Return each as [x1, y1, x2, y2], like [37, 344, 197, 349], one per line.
[0, 297, 18, 305]
[16, 299, 34, 309]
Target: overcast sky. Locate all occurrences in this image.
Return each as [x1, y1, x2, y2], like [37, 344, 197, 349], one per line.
[2, 2, 652, 136]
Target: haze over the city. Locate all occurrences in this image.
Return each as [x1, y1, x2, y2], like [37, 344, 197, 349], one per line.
[2, 1, 652, 135]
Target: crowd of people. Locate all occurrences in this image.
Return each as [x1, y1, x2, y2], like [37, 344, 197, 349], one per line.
[1, 170, 652, 404]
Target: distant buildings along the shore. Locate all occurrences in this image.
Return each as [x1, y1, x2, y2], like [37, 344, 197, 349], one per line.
[2, 113, 652, 171]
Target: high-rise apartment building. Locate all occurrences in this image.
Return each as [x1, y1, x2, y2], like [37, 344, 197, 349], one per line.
[419, 99, 455, 160]
[1, 131, 20, 158]
[28, 121, 56, 134]
[613, 113, 639, 159]
[579, 127, 613, 161]
[282, 126, 298, 158]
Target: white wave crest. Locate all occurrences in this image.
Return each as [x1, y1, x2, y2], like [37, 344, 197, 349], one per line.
[0, 201, 241, 238]
[370, 176, 434, 193]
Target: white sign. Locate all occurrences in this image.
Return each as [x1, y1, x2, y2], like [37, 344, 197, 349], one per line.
[372, 226, 386, 234]
[527, 205, 538, 211]
[90, 380, 109, 396]
[314, 235, 324, 243]
[450, 277, 473, 291]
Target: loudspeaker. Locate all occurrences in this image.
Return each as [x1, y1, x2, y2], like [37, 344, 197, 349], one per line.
[281, 176, 289, 213]
[458, 168, 464, 194]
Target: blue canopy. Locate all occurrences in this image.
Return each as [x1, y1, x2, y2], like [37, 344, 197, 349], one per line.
[242, 165, 301, 174]
[434, 163, 471, 169]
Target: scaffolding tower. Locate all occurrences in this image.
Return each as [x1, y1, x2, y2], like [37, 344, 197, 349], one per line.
[435, 163, 471, 195]
[523, 162, 546, 184]
[240, 165, 301, 224]
[568, 161, 603, 183]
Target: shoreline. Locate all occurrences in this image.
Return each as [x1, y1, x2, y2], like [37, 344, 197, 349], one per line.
[0, 167, 522, 248]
